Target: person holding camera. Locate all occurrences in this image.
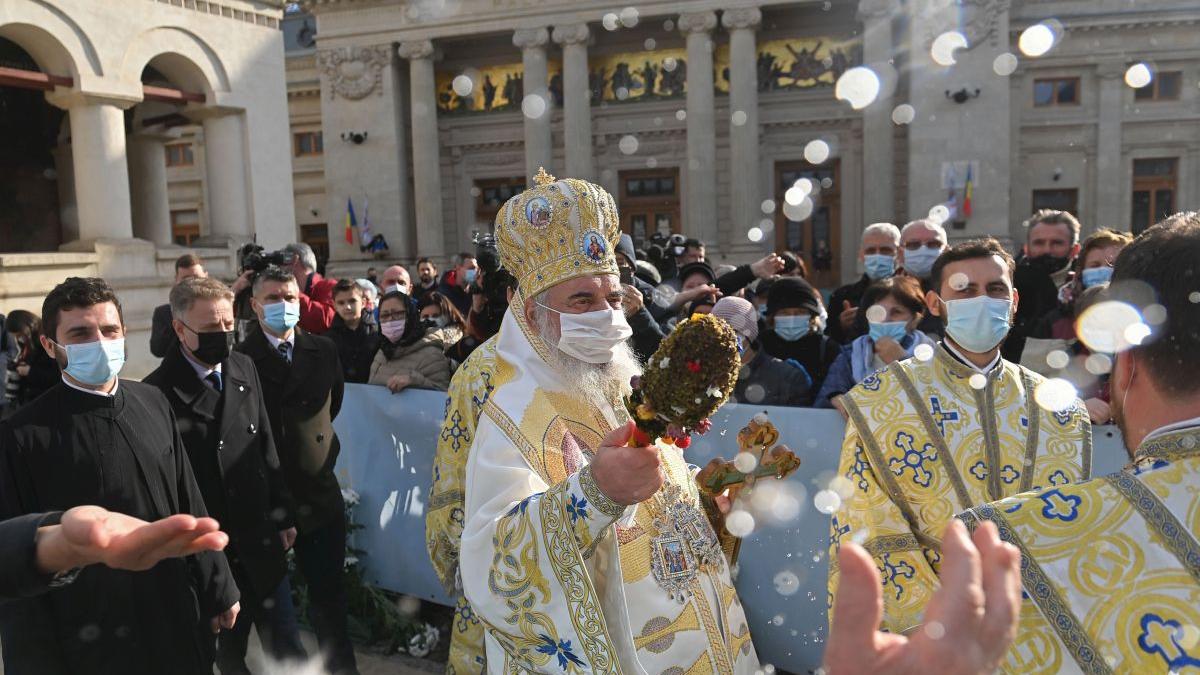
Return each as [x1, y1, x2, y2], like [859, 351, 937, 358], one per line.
[231, 244, 337, 338]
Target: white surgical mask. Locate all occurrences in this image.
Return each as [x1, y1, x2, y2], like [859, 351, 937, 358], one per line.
[539, 303, 633, 364]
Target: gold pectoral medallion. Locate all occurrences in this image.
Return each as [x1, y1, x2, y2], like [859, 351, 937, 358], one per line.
[648, 484, 723, 601]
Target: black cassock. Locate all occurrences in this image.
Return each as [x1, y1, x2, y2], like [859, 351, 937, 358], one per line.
[0, 381, 240, 675]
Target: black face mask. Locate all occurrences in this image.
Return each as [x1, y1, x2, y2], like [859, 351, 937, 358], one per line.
[191, 329, 235, 366]
[1021, 254, 1071, 276]
[420, 317, 438, 330]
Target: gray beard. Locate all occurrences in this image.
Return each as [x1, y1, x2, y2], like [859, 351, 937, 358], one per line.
[534, 307, 642, 406]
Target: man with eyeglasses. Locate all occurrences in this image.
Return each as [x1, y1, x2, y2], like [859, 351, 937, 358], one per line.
[898, 219, 950, 337]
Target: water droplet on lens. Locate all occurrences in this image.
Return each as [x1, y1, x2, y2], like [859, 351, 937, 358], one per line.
[1084, 353, 1112, 375]
[675, 109, 687, 121]
[619, 134, 639, 155]
[774, 570, 800, 596]
[1019, 23, 1056, 57]
[771, 614, 785, 626]
[1035, 378, 1078, 413]
[925, 620, 946, 640]
[969, 373, 987, 390]
[452, 74, 474, 97]
[1045, 349, 1070, 369]
[1124, 63, 1153, 89]
[643, 37, 657, 51]
[761, 199, 776, 214]
[891, 103, 915, 125]
[864, 304, 887, 323]
[619, 6, 639, 28]
[726, 510, 756, 537]
[734, 451, 758, 473]
[930, 31, 968, 66]
[1143, 303, 1167, 325]
[914, 343, 935, 361]
[731, 110, 748, 126]
[948, 272, 969, 291]
[748, 227, 764, 243]
[834, 67, 880, 110]
[602, 12, 619, 30]
[804, 139, 831, 164]
[745, 384, 766, 403]
[521, 94, 547, 119]
[813, 489, 841, 514]
[993, 52, 1019, 76]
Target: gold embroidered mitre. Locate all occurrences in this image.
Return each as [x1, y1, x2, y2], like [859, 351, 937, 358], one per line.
[495, 167, 621, 300]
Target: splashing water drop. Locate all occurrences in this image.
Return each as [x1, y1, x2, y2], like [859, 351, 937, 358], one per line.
[930, 31, 968, 66]
[914, 343, 935, 361]
[993, 52, 1019, 76]
[891, 103, 915, 125]
[969, 374, 988, 390]
[1045, 350, 1070, 369]
[835, 67, 881, 110]
[726, 510, 756, 537]
[619, 134, 640, 155]
[813, 490, 841, 514]
[1035, 378, 1078, 413]
[1019, 23, 1056, 57]
[803, 140, 831, 164]
[1124, 63, 1152, 89]
[452, 74, 474, 97]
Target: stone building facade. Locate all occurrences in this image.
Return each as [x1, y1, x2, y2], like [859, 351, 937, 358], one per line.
[0, 0, 293, 376]
[269, 0, 1199, 287]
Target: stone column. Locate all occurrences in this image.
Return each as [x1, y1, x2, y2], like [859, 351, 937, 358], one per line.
[723, 8, 762, 249]
[678, 11, 719, 248]
[858, 0, 895, 224]
[197, 110, 253, 240]
[553, 23, 593, 180]
[53, 143, 79, 243]
[55, 97, 135, 242]
[1094, 61, 1125, 232]
[399, 40, 447, 259]
[127, 130, 175, 246]
[514, 27, 553, 179]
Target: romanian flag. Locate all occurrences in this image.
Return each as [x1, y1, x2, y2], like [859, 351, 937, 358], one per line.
[344, 197, 357, 244]
[962, 164, 974, 218]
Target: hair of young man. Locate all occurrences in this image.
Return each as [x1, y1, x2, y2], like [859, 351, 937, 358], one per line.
[1110, 214, 1200, 397]
[41, 277, 124, 342]
[170, 277, 234, 320]
[417, 257, 435, 267]
[858, 275, 926, 322]
[457, 252, 475, 265]
[252, 265, 298, 296]
[174, 253, 203, 272]
[1023, 209, 1082, 245]
[929, 237, 1016, 293]
[332, 278, 363, 301]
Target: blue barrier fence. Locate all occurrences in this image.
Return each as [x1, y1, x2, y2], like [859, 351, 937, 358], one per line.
[332, 384, 1129, 671]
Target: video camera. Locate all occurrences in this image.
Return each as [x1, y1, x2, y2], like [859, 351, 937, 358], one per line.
[238, 243, 295, 274]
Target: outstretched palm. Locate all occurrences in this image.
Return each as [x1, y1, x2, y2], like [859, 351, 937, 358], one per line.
[60, 506, 229, 572]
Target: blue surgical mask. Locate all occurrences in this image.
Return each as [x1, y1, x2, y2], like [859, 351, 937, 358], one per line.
[942, 295, 1013, 353]
[463, 269, 478, 284]
[55, 338, 125, 386]
[1080, 266, 1113, 289]
[864, 254, 896, 281]
[903, 247, 940, 279]
[868, 320, 909, 343]
[757, 305, 768, 321]
[774, 314, 811, 342]
[263, 301, 300, 333]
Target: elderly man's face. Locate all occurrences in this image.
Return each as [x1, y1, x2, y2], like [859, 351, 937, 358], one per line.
[525, 274, 623, 339]
[860, 232, 897, 261]
[900, 225, 946, 257]
[382, 266, 410, 294]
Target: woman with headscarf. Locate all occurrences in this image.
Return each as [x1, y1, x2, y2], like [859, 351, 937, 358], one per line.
[368, 290, 452, 392]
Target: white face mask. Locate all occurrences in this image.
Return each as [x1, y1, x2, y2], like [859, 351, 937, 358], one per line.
[538, 303, 633, 364]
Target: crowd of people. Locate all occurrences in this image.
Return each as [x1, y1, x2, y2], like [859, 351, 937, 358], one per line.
[0, 175, 1194, 675]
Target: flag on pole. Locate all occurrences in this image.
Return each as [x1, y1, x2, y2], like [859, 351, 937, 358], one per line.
[344, 197, 357, 244]
[962, 164, 974, 218]
[359, 198, 373, 248]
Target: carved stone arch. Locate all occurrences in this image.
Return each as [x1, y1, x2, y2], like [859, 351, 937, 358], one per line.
[0, 0, 104, 77]
[121, 26, 230, 98]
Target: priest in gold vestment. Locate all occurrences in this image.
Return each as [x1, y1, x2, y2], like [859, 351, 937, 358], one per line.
[828, 237, 1093, 634]
[959, 218, 1200, 674]
[428, 335, 498, 675]
[460, 171, 758, 673]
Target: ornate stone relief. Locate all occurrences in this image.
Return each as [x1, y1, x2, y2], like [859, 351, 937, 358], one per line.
[317, 45, 391, 100]
[918, 0, 1012, 50]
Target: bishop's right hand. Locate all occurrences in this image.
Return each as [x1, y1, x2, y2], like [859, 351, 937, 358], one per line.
[590, 421, 663, 506]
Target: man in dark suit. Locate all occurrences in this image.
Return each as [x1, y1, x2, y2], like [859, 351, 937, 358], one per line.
[144, 277, 303, 674]
[150, 253, 207, 358]
[236, 266, 359, 675]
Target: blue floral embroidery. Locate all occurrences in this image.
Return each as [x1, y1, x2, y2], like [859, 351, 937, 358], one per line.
[848, 445, 872, 492]
[830, 516, 850, 550]
[1048, 469, 1069, 486]
[1038, 489, 1082, 522]
[536, 635, 586, 670]
[1000, 465, 1019, 484]
[860, 371, 882, 391]
[1134, 459, 1171, 475]
[929, 396, 960, 436]
[506, 493, 541, 517]
[969, 461, 989, 482]
[1053, 408, 1073, 426]
[566, 493, 590, 523]
[441, 410, 470, 452]
[1137, 613, 1200, 671]
[889, 432, 937, 488]
[879, 554, 916, 600]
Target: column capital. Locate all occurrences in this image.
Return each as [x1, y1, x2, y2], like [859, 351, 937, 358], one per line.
[722, 7, 762, 31]
[398, 39, 435, 61]
[856, 0, 894, 22]
[677, 11, 717, 35]
[513, 27, 550, 51]
[182, 103, 245, 123]
[44, 87, 141, 112]
[552, 23, 590, 46]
